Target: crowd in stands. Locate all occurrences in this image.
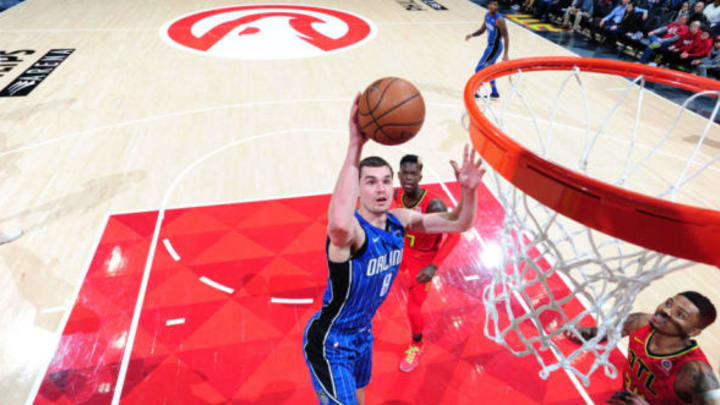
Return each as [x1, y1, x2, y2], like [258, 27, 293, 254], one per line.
[503, 0, 720, 77]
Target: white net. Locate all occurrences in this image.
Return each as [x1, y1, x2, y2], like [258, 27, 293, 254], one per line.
[466, 63, 720, 386]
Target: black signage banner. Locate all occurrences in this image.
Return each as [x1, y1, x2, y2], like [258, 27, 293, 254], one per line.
[0, 48, 74, 97]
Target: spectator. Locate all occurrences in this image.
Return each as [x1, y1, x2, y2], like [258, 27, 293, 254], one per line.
[670, 1, 691, 21]
[619, 2, 649, 40]
[693, 36, 720, 76]
[703, 0, 720, 33]
[599, 0, 647, 45]
[534, 0, 572, 22]
[640, 15, 692, 63]
[648, 0, 687, 30]
[664, 20, 703, 64]
[521, 0, 537, 12]
[644, 13, 689, 45]
[590, 0, 617, 41]
[676, 26, 713, 66]
[563, 0, 594, 31]
[689, 1, 711, 26]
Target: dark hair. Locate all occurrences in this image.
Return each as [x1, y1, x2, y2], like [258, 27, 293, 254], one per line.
[399, 154, 422, 168]
[359, 156, 393, 178]
[679, 291, 717, 329]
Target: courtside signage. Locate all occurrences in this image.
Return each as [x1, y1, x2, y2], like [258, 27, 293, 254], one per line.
[0, 49, 74, 97]
[161, 4, 376, 60]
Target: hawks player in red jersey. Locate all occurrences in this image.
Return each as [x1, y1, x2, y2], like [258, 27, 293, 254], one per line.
[393, 154, 461, 372]
[566, 291, 720, 404]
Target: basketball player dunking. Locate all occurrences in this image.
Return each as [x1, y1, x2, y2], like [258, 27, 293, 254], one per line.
[566, 292, 720, 404]
[465, 0, 510, 99]
[302, 94, 486, 405]
[393, 154, 461, 373]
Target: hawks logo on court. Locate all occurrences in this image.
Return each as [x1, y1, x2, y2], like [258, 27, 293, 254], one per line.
[161, 4, 376, 60]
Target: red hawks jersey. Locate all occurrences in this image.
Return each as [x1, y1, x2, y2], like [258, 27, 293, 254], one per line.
[624, 325, 710, 404]
[393, 188, 443, 254]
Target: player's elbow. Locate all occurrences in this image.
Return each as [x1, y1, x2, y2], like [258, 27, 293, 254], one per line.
[327, 223, 352, 246]
[459, 216, 475, 232]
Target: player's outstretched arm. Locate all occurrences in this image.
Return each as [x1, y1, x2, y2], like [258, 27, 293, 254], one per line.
[465, 18, 487, 40]
[497, 17, 510, 61]
[327, 94, 366, 258]
[392, 144, 485, 234]
[674, 361, 720, 404]
[564, 312, 651, 343]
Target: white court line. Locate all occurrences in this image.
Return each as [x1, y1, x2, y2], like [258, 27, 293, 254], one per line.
[24, 215, 110, 405]
[4, 98, 715, 174]
[39, 306, 66, 314]
[199, 276, 234, 295]
[162, 238, 180, 262]
[109, 128, 344, 405]
[270, 297, 314, 305]
[165, 318, 185, 326]
[0, 98, 349, 157]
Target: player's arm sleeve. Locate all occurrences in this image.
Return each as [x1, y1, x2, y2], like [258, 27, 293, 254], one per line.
[431, 232, 461, 269]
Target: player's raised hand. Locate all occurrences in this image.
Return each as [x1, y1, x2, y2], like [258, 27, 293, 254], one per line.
[450, 144, 485, 190]
[349, 92, 368, 147]
[465, 34, 472, 41]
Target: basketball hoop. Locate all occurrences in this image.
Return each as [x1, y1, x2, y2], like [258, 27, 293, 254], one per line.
[464, 57, 720, 385]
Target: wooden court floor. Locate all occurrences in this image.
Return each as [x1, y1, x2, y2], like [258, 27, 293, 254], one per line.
[0, 0, 718, 404]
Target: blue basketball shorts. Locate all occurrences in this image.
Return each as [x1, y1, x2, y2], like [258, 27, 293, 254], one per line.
[475, 42, 504, 72]
[303, 320, 373, 405]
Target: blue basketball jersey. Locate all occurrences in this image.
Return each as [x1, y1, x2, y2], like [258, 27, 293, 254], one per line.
[303, 212, 405, 403]
[317, 212, 405, 332]
[485, 12, 503, 48]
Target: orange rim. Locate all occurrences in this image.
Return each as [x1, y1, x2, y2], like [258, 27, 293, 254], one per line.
[464, 57, 720, 267]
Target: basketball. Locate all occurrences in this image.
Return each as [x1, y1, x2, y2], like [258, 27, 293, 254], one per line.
[356, 77, 425, 145]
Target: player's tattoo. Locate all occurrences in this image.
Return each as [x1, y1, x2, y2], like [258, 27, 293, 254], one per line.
[691, 364, 720, 398]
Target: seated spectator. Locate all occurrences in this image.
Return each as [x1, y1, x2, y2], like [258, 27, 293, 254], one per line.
[703, 0, 720, 33]
[692, 35, 720, 76]
[590, 0, 617, 40]
[640, 17, 694, 63]
[647, 0, 687, 31]
[643, 13, 689, 46]
[620, 2, 650, 40]
[522, 0, 538, 12]
[689, 1, 711, 26]
[599, 0, 647, 45]
[534, 0, 573, 22]
[563, 0, 594, 31]
[670, 1, 691, 21]
[662, 20, 704, 64]
[675, 26, 713, 66]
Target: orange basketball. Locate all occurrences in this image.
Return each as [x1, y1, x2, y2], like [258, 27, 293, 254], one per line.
[357, 77, 425, 145]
